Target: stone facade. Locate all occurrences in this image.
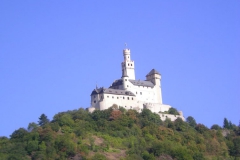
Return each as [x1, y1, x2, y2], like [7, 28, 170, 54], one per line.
[88, 48, 184, 121]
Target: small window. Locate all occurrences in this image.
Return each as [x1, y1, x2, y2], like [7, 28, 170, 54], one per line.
[127, 97, 129, 100]
[101, 96, 103, 99]
[140, 92, 142, 95]
[132, 98, 133, 100]
[112, 96, 114, 99]
[123, 97, 125, 99]
[125, 106, 126, 108]
[125, 79, 127, 81]
[127, 85, 128, 87]
[136, 92, 137, 94]
[131, 64, 132, 66]
[94, 100, 96, 103]
[128, 63, 129, 66]
[117, 97, 119, 99]
[107, 96, 109, 98]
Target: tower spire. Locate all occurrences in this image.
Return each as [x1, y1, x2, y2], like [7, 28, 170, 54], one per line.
[121, 47, 135, 80]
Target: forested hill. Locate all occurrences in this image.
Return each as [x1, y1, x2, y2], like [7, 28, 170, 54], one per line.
[0, 107, 239, 160]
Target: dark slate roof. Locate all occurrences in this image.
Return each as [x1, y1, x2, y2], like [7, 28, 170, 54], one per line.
[91, 87, 135, 96]
[129, 80, 154, 87]
[146, 69, 160, 76]
[110, 79, 123, 87]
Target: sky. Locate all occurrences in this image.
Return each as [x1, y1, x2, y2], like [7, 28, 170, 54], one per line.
[0, 1, 239, 137]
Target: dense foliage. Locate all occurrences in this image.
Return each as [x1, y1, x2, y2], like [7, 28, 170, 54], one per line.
[0, 107, 239, 160]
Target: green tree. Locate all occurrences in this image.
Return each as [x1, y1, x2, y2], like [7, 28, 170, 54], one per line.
[211, 124, 222, 130]
[233, 137, 240, 157]
[223, 118, 229, 129]
[10, 128, 28, 141]
[168, 108, 179, 115]
[195, 124, 208, 134]
[38, 114, 49, 126]
[186, 116, 197, 128]
[27, 122, 38, 132]
[26, 140, 38, 154]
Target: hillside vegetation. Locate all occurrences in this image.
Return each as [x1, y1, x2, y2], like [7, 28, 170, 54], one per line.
[0, 107, 239, 160]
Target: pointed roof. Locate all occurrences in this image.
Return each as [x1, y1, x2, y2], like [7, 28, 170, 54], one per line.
[146, 69, 160, 77]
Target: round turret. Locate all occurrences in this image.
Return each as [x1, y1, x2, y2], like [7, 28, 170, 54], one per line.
[123, 49, 131, 61]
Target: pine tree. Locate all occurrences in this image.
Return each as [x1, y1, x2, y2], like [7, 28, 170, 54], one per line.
[38, 114, 49, 126]
[223, 118, 229, 129]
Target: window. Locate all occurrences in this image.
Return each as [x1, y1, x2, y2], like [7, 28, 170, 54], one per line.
[101, 96, 103, 99]
[131, 64, 132, 66]
[127, 97, 129, 100]
[107, 96, 109, 98]
[132, 98, 133, 100]
[112, 96, 114, 99]
[140, 92, 142, 95]
[127, 85, 128, 87]
[136, 92, 137, 94]
[94, 100, 96, 103]
[128, 63, 129, 66]
[123, 97, 125, 99]
[125, 79, 127, 81]
[117, 97, 119, 99]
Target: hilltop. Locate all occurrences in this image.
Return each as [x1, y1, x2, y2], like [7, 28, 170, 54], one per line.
[0, 107, 239, 160]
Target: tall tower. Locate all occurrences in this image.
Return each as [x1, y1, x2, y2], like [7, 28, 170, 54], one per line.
[121, 49, 135, 80]
[146, 69, 163, 104]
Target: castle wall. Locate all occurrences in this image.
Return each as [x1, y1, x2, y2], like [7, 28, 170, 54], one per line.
[125, 83, 160, 104]
[159, 113, 185, 121]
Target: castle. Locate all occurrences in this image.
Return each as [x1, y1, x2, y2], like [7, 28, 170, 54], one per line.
[88, 48, 184, 121]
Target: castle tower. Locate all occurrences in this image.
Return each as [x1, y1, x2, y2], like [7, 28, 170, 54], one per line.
[146, 69, 163, 103]
[121, 49, 135, 80]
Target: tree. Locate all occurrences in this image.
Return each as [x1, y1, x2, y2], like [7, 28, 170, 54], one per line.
[211, 124, 222, 130]
[186, 116, 197, 128]
[38, 114, 49, 126]
[168, 108, 179, 115]
[223, 118, 229, 129]
[195, 124, 208, 134]
[27, 122, 38, 132]
[10, 128, 28, 140]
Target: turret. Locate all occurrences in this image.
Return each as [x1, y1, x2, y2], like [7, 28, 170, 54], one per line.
[146, 69, 162, 103]
[146, 69, 161, 86]
[121, 49, 135, 80]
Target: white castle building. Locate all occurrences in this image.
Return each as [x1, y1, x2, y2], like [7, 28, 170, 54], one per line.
[88, 48, 184, 121]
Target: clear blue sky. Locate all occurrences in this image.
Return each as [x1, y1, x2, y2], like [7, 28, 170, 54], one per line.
[0, 1, 239, 137]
